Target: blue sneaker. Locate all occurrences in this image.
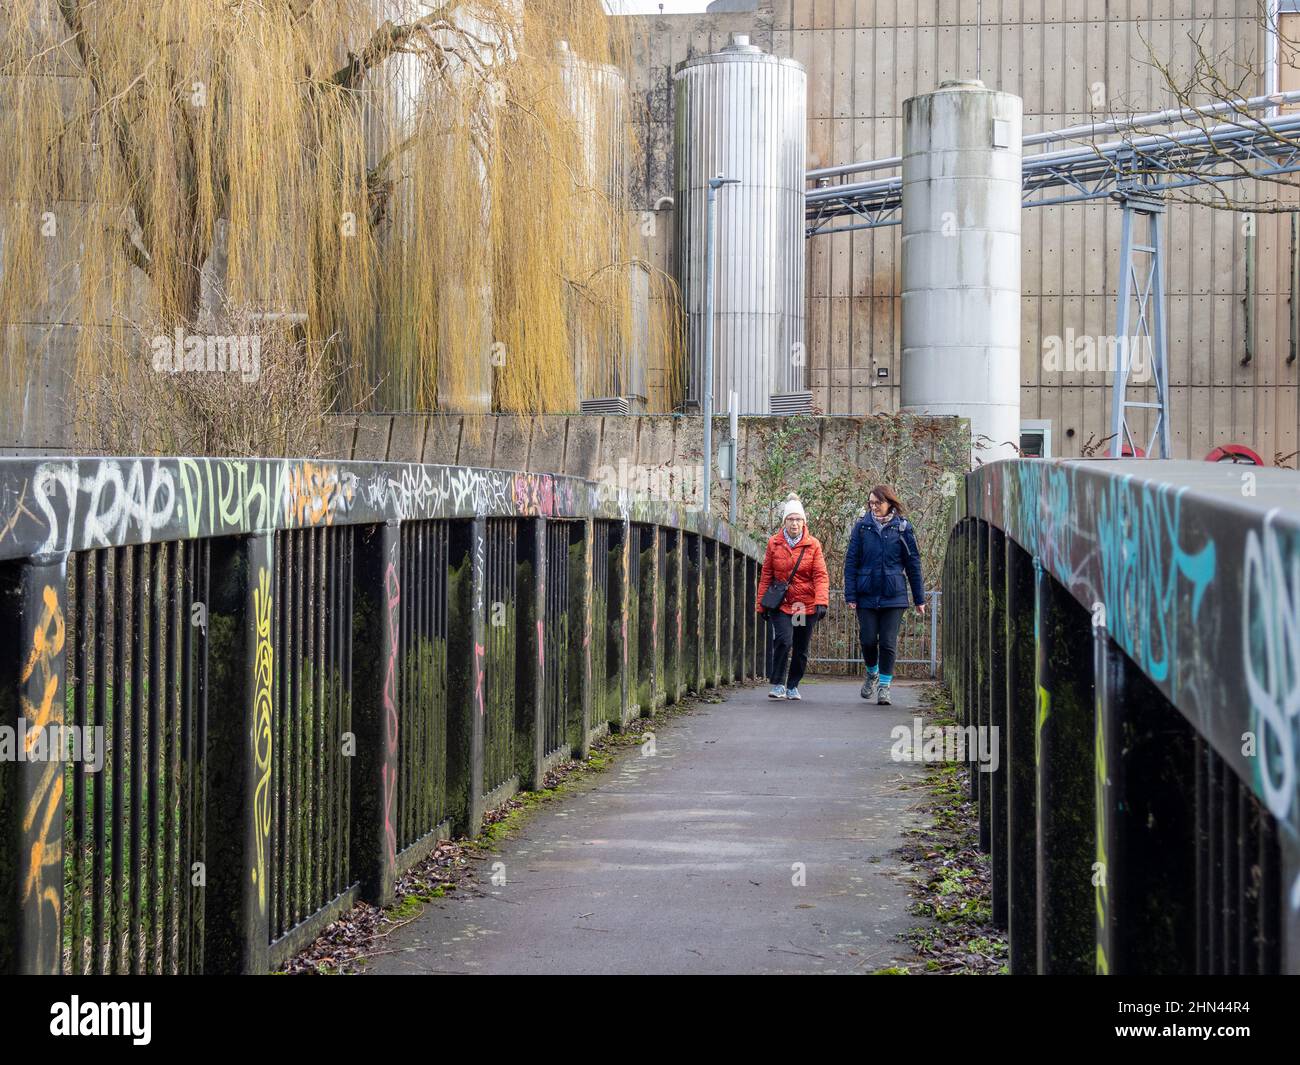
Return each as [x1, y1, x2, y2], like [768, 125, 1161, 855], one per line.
[786, 687, 802, 701]
[768, 685, 787, 699]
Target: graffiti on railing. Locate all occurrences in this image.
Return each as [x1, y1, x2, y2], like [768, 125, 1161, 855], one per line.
[251, 566, 274, 914]
[179, 459, 293, 539]
[1096, 478, 1216, 694]
[1243, 518, 1300, 823]
[284, 463, 355, 528]
[382, 558, 401, 867]
[21, 583, 65, 951]
[34, 460, 177, 554]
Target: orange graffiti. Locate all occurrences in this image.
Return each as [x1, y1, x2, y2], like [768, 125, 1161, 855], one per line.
[21, 585, 64, 747]
[21, 583, 66, 960]
[284, 462, 353, 528]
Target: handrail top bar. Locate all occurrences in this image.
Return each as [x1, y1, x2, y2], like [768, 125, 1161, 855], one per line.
[953, 455, 1300, 837]
[966, 456, 1300, 524]
[0, 456, 764, 563]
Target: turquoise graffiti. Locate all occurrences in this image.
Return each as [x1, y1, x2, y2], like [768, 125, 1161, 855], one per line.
[1242, 519, 1300, 824]
[1096, 476, 1216, 693]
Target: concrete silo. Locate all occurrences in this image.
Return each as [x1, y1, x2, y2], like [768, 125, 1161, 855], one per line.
[901, 80, 1023, 462]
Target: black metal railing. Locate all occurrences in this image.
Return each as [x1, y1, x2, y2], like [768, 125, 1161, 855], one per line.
[0, 457, 763, 974]
[944, 458, 1300, 975]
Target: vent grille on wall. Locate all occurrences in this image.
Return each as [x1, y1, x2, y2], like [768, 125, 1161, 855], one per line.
[769, 392, 813, 416]
[580, 396, 631, 415]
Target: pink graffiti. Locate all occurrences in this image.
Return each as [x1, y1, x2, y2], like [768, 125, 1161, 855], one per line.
[511, 474, 556, 516]
[537, 618, 544, 670]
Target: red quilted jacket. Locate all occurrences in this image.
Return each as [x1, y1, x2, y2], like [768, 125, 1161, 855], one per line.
[755, 531, 830, 615]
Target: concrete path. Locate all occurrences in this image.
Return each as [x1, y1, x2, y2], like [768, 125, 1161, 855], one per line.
[368, 678, 930, 975]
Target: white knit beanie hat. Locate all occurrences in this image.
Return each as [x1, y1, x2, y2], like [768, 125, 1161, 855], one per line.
[781, 493, 806, 521]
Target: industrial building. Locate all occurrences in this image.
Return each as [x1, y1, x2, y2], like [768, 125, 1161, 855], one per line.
[629, 0, 1299, 463]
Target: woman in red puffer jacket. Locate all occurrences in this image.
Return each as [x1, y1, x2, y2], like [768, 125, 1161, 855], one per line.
[755, 493, 830, 701]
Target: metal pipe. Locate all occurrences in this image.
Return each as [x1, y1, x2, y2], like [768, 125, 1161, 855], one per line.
[702, 176, 738, 519]
[807, 89, 1300, 182]
[728, 397, 738, 527]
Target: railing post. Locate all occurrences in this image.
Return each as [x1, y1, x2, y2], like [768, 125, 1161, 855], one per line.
[447, 519, 486, 836]
[1093, 621, 1197, 974]
[687, 534, 705, 693]
[516, 517, 545, 790]
[664, 529, 682, 704]
[976, 520, 989, 849]
[734, 550, 743, 682]
[929, 589, 938, 678]
[570, 519, 593, 757]
[723, 548, 734, 684]
[636, 526, 657, 716]
[616, 518, 632, 724]
[205, 532, 273, 974]
[1033, 556, 1096, 974]
[739, 553, 749, 683]
[351, 521, 401, 908]
[966, 520, 977, 802]
[708, 540, 721, 688]
[748, 558, 758, 681]
[0, 553, 69, 974]
[988, 528, 1008, 930]
[1005, 539, 1037, 974]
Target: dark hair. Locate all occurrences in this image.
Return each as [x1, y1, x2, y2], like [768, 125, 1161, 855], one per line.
[868, 484, 905, 516]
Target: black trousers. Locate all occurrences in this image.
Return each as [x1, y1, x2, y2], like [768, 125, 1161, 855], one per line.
[857, 605, 906, 675]
[768, 610, 817, 689]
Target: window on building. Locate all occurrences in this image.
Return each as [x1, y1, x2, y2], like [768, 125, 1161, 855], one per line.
[1020, 421, 1052, 458]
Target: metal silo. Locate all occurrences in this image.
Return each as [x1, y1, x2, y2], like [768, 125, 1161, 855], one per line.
[673, 34, 806, 415]
[556, 39, 636, 407]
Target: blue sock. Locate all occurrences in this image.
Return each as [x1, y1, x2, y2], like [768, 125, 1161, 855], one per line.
[879, 673, 893, 685]
[867, 665, 879, 676]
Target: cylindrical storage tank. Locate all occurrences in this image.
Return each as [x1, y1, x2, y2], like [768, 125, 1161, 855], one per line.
[556, 39, 632, 405]
[365, 0, 516, 413]
[901, 80, 1022, 463]
[673, 34, 806, 415]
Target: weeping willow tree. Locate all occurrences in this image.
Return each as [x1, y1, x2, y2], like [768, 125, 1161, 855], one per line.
[0, 0, 682, 451]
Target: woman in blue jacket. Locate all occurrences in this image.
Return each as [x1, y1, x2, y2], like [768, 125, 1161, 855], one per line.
[843, 484, 925, 705]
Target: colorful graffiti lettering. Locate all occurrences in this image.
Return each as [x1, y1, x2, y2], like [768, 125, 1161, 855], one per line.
[512, 473, 556, 516]
[178, 459, 277, 538]
[1096, 477, 1216, 692]
[21, 583, 66, 962]
[251, 567, 273, 913]
[33, 460, 177, 554]
[1242, 518, 1300, 823]
[284, 462, 354, 528]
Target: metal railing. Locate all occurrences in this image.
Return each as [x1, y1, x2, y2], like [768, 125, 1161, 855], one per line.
[806, 589, 941, 678]
[0, 456, 764, 974]
[945, 457, 1300, 975]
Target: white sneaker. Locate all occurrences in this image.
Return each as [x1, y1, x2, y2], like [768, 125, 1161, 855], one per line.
[786, 687, 802, 700]
[768, 685, 787, 699]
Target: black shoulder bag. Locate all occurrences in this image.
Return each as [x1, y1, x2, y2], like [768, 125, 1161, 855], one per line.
[761, 544, 809, 611]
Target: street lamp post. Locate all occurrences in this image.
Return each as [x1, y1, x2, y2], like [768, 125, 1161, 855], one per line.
[702, 174, 739, 519]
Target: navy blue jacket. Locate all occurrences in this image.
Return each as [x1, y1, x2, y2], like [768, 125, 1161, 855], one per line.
[844, 513, 924, 609]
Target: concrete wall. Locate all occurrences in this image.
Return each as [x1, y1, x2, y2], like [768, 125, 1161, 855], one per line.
[323, 409, 964, 530]
[626, 0, 1298, 464]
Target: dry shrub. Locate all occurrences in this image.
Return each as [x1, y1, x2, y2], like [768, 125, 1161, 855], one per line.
[73, 310, 342, 458]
